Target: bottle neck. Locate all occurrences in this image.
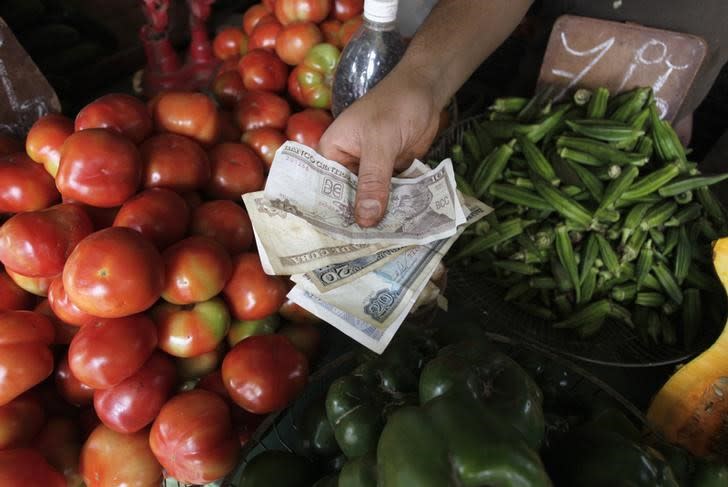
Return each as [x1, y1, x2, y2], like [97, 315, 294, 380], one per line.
[362, 17, 398, 31]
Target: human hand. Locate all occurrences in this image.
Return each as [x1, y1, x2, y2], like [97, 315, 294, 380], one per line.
[318, 68, 443, 227]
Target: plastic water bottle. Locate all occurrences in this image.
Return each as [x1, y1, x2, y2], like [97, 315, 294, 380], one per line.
[331, 0, 406, 117]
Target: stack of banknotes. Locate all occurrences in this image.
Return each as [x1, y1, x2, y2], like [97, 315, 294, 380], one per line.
[242, 141, 491, 353]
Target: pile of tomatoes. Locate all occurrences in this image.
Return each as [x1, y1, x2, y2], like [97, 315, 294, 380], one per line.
[0, 78, 327, 484]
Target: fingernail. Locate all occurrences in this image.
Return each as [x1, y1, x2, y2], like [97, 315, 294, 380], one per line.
[357, 199, 382, 221]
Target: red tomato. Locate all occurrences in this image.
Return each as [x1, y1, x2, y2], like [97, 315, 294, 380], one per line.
[242, 127, 286, 170]
[287, 43, 340, 109]
[206, 142, 265, 200]
[332, 0, 363, 21]
[340, 16, 362, 46]
[81, 425, 163, 487]
[5, 269, 55, 297]
[0, 448, 66, 486]
[73, 203, 120, 231]
[212, 70, 246, 109]
[25, 114, 74, 177]
[243, 4, 274, 35]
[33, 417, 84, 487]
[320, 19, 342, 47]
[112, 188, 190, 250]
[279, 281, 321, 324]
[197, 370, 230, 399]
[63, 227, 164, 318]
[161, 236, 232, 304]
[276, 21, 323, 65]
[0, 393, 45, 449]
[68, 314, 158, 390]
[235, 90, 291, 131]
[175, 344, 225, 380]
[190, 200, 253, 255]
[150, 389, 240, 484]
[0, 152, 59, 213]
[55, 354, 95, 406]
[153, 298, 231, 358]
[223, 252, 287, 321]
[93, 352, 176, 433]
[286, 108, 333, 149]
[249, 18, 282, 51]
[219, 109, 243, 142]
[227, 315, 280, 347]
[275, 0, 332, 24]
[56, 128, 142, 208]
[0, 134, 22, 156]
[35, 299, 80, 345]
[278, 322, 321, 361]
[152, 92, 220, 146]
[0, 203, 94, 278]
[238, 49, 288, 92]
[213, 27, 248, 60]
[140, 133, 211, 192]
[0, 269, 34, 311]
[0, 311, 55, 406]
[222, 334, 308, 413]
[75, 93, 153, 144]
[263, 0, 276, 11]
[48, 277, 97, 327]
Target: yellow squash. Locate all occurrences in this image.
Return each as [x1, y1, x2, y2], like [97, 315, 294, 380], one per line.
[646, 237, 728, 460]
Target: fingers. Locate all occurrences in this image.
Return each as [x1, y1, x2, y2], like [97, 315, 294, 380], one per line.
[355, 141, 397, 227]
[319, 120, 360, 171]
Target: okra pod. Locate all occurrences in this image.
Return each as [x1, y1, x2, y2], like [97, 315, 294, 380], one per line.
[621, 202, 654, 244]
[510, 249, 549, 264]
[529, 276, 558, 289]
[533, 176, 594, 229]
[454, 173, 475, 197]
[661, 317, 677, 346]
[628, 107, 651, 131]
[579, 267, 598, 304]
[488, 184, 553, 210]
[654, 261, 683, 304]
[489, 112, 515, 121]
[596, 165, 622, 181]
[577, 317, 606, 338]
[490, 97, 529, 113]
[586, 87, 609, 118]
[649, 101, 684, 163]
[640, 200, 678, 230]
[452, 144, 466, 167]
[635, 136, 654, 158]
[474, 140, 516, 198]
[674, 227, 691, 285]
[610, 87, 651, 122]
[663, 227, 679, 255]
[553, 299, 611, 329]
[512, 177, 535, 190]
[533, 228, 555, 250]
[565, 119, 644, 143]
[608, 303, 634, 327]
[522, 104, 572, 143]
[622, 227, 648, 262]
[621, 162, 681, 201]
[555, 225, 581, 301]
[556, 136, 649, 166]
[664, 203, 702, 227]
[566, 160, 604, 201]
[463, 131, 482, 162]
[646, 311, 662, 343]
[554, 294, 574, 317]
[696, 186, 727, 226]
[493, 260, 541, 275]
[598, 165, 640, 212]
[611, 283, 637, 302]
[635, 241, 654, 290]
[635, 292, 666, 307]
[682, 288, 702, 348]
[595, 234, 620, 277]
[648, 229, 666, 248]
[696, 217, 719, 241]
[573, 89, 592, 106]
[473, 123, 494, 157]
[658, 173, 728, 197]
[558, 147, 604, 167]
[598, 209, 621, 223]
[685, 266, 721, 293]
[642, 273, 662, 292]
[674, 191, 693, 205]
[517, 134, 559, 183]
[452, 218, 527, 259]
[517, 303, 557, 321]
[550, 255, 575, 292]
[504, 280, 530, 301]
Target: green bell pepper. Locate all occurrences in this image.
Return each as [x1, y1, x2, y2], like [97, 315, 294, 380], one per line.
[237, 451, 315, 487]
[326, 333, 438, 458]
[339, 452, 378, 487]
[419, 340, 545, 449]
[377, 391, 552, 487]
[298, 396, 340, 458]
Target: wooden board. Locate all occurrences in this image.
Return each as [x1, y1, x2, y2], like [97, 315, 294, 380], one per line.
[0, 17, 60, 137]
[538, 15, 707, 121]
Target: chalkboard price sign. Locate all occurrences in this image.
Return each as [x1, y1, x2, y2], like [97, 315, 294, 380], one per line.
[538, 15, 707, 121]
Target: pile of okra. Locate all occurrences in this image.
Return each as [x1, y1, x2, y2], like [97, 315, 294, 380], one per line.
[443, 86, 728, 346]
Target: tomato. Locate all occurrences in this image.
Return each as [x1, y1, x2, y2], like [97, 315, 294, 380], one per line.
[0, 393, 45, 449]
[276, 21, 323, 65]
[197, 370, 230, 399]
[93, 352, 176, 434]
[222, 334, 308, 413]
[150, 389, 239, 484]
[320, 19, 342, 46]
[279, 284, 321, 325]
[63, 227, 164, 318]
[190, 200, 253, 255]
[235, 90, 291, 131]
[263, 0, 276, 11]
[5, 269, 55, 297]
[278, 322, 321, 361]
[34, 417, 84, 487]
[68, 314, 158, 390]
[217, 55, 241, 75]
[242, 127, 286, 170]
[48, 277, 96, 327]
[220, 109, 243, 143]
[0, 152, 59, 213]
[152, 91, 220, 146]
[0, 321, 54, 406]
[140, 133, 210, 193]
[227, 315, 280, 347]
[0, 134, 22, 156]
[340, 16, 362, 46]
[0, 203, 93, 278]
[35, 300, 80, 345]
[287, 43, 340, 109]
[75, 93, 153, 144]
[249, 18, 282, 51]
[286, 108, 333, 149]
[243, 4, 274, 35]
[25, 114, 74, 177]
[113, 188, 190, 250]
[0, 448, 66, 486]
[161, 236, 232, 304]
[56, 128, 142, 208]
[72, 203, 120, 231]
[181, 191, 204, 210]
[212, 70, 246, 109]
[175, 343, 225, 380]
[153, 298, 230, 358]
[224, 253, 287, 321]
[0, 269, 34, 311]
[332, 0, 363, 21]
[238, 49, 288, 92]
[55, 354, 94, 406]
[213, 27, 248, 60]
[206, 142, 265, 200]
[81, 425, 162, 487]
[275, 0, 332, 24]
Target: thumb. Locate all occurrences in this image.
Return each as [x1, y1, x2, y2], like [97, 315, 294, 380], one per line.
[355, 142, 396, 227]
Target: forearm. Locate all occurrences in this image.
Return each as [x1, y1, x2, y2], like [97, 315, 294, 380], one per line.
[394, 0, 533, 109]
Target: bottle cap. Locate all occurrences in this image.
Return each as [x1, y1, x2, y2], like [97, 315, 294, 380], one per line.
[364, 0, 399, 23]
